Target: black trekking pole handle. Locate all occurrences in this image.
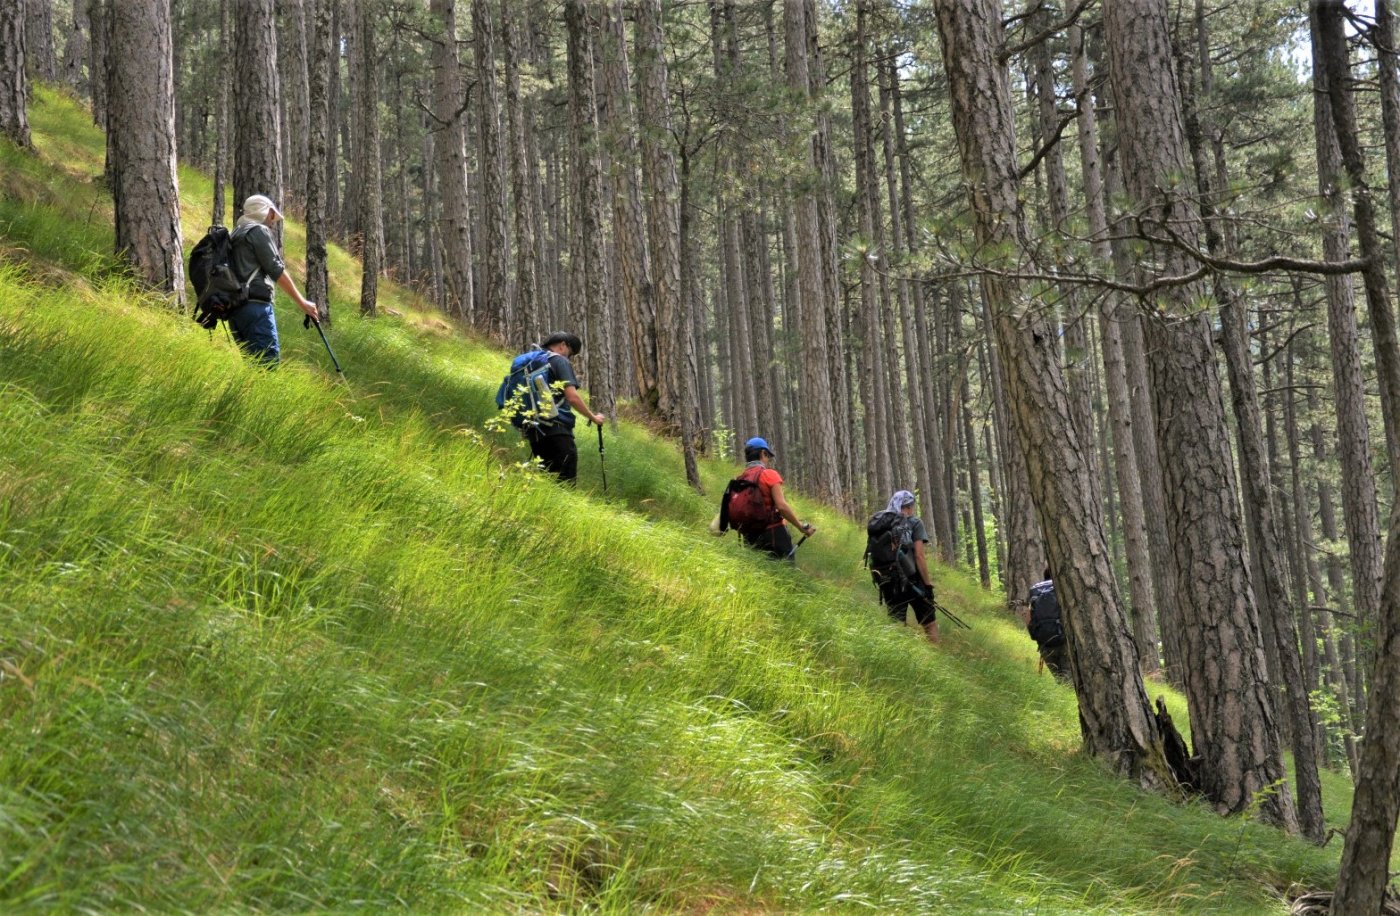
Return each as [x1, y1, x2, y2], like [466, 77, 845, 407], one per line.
[304, 314, 344, 376]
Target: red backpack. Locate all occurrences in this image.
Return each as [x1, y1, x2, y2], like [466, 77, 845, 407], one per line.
[719, 465, 780, 535]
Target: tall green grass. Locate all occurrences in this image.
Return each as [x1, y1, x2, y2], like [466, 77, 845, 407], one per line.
[0, 86, 1359, 913]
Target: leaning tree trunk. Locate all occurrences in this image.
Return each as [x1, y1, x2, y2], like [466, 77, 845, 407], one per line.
[933, 0, 1177, 789]
[107, 0, 184, 305]
[304, 0, 332, 324]
[1103, 0, 1296, 831]
[232, 0, 282, 222]
[1, 0, 31, 148]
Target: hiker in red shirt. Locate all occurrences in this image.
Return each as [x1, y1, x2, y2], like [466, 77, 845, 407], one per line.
[722, 437, 816, 561]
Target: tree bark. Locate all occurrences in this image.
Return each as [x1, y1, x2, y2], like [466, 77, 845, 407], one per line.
[304, 0, 333, 323]
[1, 0, 31, 149]
[211, 0, 231, 226]
[503, 0, 539, 348]
[783, 0, 843, 504]
[88, 0, 107, 129]
[430, 0, 476, 324]
[1309, 6, 1383, 715]
[474, 0, 510, 342]
[233, 0, 283, 222]
[62, 0, 88, 99]
[25, 0, 56, 83]
[107, 0, 184, 304]
[1104, 0, 1295, 830]
[278, 0, 310, 214]
[934, 0, 1175, 788]
[355, 0, 381, 316]
[635, 0, 700, 489]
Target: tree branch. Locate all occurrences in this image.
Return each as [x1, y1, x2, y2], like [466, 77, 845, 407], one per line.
[1000, 0, 1095, 62]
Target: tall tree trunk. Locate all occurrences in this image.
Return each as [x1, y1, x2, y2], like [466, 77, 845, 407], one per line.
[1176, 4, 1324, 842]
[1310, 6, 1383, 716]
[474, 0, 510, 342]
[355, 0, 381, 316]
[431, 0, 476, 323]
[233, 0, 283, 219]
[88, 0, 107, 129]
[25, 0, 56, 83]
[784, 0, 843, 503]
[503, 0, 539, 348]
[599, 0, 651, 396]
[279, 0, 310, 215]
[1, 0, 31, 148]
[1104, 0, 1296, 831]
[304, 0, 333, 324]
[1315, 0, 1400, 484]
[635, 0, 700, 489]
[211, 0, 231, 226]
[565, 0, 614, 416]
[61, 0, 88, 99]
[107, 0, 184, 304]
[934, 0, 1176, 789]
[1070, 22, 1159, 674]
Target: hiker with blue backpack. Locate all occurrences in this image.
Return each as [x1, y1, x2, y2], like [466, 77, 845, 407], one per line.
[864, 490, 939, 644]
[717, 437, 816, 561]
[1023, 568, 1070, 680]
[496, 332, 605, 484]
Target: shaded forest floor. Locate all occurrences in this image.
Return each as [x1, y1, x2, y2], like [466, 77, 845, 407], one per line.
[0, 86, 1372, 913]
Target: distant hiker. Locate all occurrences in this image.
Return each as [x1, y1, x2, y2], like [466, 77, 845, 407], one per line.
[864, 489, 939, 644]
[1023, 568, 1070, 681]
[718, 437, 815, 561]
[228, 194, 319, 364]
[496, 332, 605, 484]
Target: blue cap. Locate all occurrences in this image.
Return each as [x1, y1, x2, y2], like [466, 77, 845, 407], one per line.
[745, 437, 774, 456]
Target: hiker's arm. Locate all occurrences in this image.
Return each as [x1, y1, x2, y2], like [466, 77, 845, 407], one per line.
[769, 483, 814, 534]
[276, 271, 319, 320]
[913, 538, 933, 589]
[563, 384, 605, 425]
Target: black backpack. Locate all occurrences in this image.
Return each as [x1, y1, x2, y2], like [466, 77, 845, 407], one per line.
[188, 225, 258, 329]
[1027, 579, 1065, 648]
[865, 510, 905, 568]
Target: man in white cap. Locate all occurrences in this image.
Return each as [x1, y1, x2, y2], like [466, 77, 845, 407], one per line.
[228, 194, 319, 364]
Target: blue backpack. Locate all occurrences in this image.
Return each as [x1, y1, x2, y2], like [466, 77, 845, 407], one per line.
[495, 349, 559, 429]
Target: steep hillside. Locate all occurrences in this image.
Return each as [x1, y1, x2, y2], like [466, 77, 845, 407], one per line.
[0, 86, 1352, 913]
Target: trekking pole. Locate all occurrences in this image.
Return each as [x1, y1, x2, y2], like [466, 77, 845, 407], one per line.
[934, 600, 972, 630]
[595, 420, 608, 495]
[304, 314, 344, 377]
[786, 532, 810, 559]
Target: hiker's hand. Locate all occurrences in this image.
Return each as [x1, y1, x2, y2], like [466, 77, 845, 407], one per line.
[591, 412, 606, 425]
[299, 299, 319, 320]
[800, 522, 816, 536]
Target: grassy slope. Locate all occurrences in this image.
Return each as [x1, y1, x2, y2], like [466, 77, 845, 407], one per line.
[0, 86, 1356, 913]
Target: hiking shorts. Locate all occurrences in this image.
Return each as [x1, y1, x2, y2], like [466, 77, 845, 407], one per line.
[229, 300, 279, 365]
[526, 428, 578, 483]
[740, 524, 794, 561]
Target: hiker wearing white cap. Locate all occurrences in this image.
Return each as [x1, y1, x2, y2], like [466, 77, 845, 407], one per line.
[227, 194, 319, 364]
[718, 437, 815, 561]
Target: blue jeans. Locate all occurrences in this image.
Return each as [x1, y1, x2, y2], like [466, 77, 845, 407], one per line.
[229, 301, 279, 364]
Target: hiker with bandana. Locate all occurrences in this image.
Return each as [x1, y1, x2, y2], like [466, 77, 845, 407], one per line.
[864, 489, 939, 644]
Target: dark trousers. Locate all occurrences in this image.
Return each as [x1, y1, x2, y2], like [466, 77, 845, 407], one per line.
[872, 567, 936, 626]
[229, 300, 279, 364]
[740, 524, 794, 561]
[526, 429, 578, 483]
[1039, 638, 1072, 681]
